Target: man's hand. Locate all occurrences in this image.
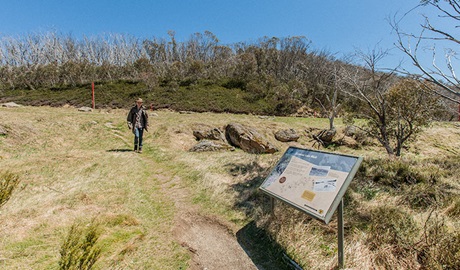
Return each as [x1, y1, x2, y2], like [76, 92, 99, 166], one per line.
[127, 122, 133, 129]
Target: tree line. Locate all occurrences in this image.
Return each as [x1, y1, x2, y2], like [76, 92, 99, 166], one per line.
[0, 31, 313, 89]
[0, 31, 362, 116]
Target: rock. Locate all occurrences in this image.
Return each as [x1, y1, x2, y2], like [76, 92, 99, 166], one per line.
[258, 115, 275, 120]
[339, 136, 359, 149]
[344, 125, 357, 137]
[1, 102, 21, 108]
[189, 140, 235, 152]
[319, 128, 336, 143]
[225, 123, 278, 154]
[311, 128, 337, 148]
[193, 125, 225, 141]
[274, 129, 300, 142]
[292, 105, 316, 117]
[78, 106, 93, 112]
[0, 125, 8, 136]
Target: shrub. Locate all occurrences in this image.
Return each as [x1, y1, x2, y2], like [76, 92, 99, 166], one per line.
[360, 159, 428, 189]
[0, 171, 20, 208]
[401, 183, 448, 210]
[222, 79, 246, 90]
[367, 206, 418, 249]
[59, 220, 102, 270]
[416, 213, 460, 269]
[367, 206, 419, 268]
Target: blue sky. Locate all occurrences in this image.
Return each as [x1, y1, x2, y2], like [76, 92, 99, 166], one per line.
[0, 0, 438, 71]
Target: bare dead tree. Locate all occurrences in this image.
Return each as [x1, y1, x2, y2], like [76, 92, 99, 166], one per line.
[343, 47, 443, 156]
[313, 52, 343, 130]
[341, 48, 398, 156]
[392, 0, 460, 104]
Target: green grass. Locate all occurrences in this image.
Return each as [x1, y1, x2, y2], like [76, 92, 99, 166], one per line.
[1, 106, 459, 269]
[0, 106, 189, 269]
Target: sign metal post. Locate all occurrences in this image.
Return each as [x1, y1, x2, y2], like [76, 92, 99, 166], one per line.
[338, 198, 344, 269]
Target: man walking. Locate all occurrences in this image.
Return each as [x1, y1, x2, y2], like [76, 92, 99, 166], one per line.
[127, 98, 149, 153]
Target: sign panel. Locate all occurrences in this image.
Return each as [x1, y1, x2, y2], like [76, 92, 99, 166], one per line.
[259, 146, 362, 224]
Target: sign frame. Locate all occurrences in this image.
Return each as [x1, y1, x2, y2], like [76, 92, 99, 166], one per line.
[259, 146, 362, 224]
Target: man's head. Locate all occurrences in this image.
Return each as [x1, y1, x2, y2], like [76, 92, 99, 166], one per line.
[136, 98, 143, 107]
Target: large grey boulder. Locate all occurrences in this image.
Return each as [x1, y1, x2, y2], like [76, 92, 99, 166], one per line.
[274, 129, 300, 142]
[189, 140, 235, 152]
[192, 125, 225, 141]
[225, 123, 278, 154]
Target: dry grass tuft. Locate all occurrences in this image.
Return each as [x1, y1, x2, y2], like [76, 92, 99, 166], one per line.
[59, 220, 102, 270]
[0, 171, 20, 208]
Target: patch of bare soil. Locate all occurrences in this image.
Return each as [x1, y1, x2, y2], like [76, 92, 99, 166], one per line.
[174, 212, 257, 270]
[158, 174, 258, 270]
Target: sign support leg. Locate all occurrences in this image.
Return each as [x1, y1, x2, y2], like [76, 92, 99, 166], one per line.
[338, 198, 344, 269]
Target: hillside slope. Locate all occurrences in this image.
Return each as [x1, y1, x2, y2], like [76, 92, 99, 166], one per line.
[0, 105, 459, 269]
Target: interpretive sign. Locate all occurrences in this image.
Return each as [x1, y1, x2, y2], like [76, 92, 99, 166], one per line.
[260, 146, 362, 224]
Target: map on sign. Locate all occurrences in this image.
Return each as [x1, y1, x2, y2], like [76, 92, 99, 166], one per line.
[260, 147, 362, 224]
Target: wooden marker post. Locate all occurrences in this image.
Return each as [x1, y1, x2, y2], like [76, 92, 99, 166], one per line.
[92, 82, 95, 109]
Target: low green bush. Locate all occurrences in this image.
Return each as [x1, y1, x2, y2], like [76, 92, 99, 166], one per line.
[359, 159, 429, 189]
[400, 183, 449, 210]
[0, 79, 308, 115]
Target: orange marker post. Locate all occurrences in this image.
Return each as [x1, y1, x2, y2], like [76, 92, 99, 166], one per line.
[92, 82, 95, 109]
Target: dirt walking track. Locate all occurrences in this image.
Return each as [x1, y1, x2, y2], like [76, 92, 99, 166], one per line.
[155, 171, 259, 270]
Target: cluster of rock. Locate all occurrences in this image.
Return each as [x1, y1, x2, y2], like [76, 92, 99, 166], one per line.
[189, 125, 234, 152]
[189, 123, 301, 154]
[189, 121, 363, 153]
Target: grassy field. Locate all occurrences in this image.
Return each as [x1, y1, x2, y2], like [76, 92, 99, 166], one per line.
[0, 105, 459, 269]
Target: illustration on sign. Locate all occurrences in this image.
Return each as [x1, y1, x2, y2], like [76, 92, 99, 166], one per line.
[260, 147, 362, 223]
